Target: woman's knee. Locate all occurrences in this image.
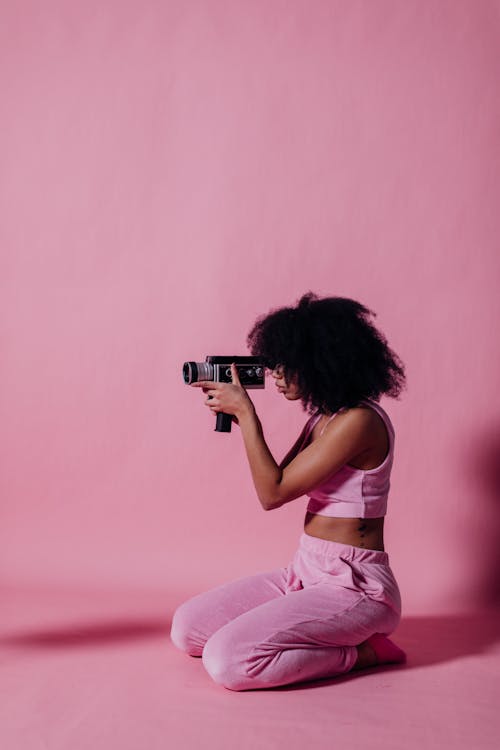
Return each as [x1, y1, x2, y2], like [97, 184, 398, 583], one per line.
[202, 630, 253, 691]
[170, 602, 204, 656]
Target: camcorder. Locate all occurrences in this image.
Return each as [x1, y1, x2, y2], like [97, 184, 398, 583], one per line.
[182, 355, 265, 432]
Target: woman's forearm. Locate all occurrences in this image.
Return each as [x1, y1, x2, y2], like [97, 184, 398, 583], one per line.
[237, 405, 283, 510]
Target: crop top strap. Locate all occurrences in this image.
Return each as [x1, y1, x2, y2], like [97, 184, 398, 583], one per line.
[299, 411, 322, 449]
[318, 413, 338, 437]
[310, 408, 346, 439]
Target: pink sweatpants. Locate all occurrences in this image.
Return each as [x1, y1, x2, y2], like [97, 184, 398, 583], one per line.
[170, 531, 402, 691]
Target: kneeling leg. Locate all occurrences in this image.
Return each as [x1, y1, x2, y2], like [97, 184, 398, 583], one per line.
[170, 567, 288, 656]
[202, 585, 400, 690]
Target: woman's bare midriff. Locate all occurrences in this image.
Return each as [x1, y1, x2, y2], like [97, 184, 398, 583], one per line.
[303, 512, 385, 551]
[302, 407, 388, 552]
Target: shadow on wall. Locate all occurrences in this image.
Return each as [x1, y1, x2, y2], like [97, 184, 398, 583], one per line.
[464, 418, 500, 608]
[394, 609, 500, 669]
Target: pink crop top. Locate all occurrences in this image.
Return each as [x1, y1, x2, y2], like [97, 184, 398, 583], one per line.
[300, 399, 395, 519]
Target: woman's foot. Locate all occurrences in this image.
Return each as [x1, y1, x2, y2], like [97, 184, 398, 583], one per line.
[353, 633, 407, 670]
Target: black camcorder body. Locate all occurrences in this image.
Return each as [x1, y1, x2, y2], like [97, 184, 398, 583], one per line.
[183, 355, 265, 432]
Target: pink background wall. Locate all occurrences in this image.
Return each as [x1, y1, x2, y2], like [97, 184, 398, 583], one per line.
[1, 0, 499, 616]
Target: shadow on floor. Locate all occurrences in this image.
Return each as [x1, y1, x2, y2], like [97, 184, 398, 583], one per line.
[0, 618, 170, 649]
[271, 608, 500, 691]
[1, 609, 499, 677]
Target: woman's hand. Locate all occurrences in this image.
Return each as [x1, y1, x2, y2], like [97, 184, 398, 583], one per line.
[190, 363, 255, 423]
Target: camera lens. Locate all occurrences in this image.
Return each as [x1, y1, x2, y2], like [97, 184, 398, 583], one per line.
[182, 361, 213, 383]
[183, 362, 196, 384]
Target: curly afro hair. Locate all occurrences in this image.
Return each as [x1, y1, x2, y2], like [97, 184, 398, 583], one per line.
[246, 291, 407, 416]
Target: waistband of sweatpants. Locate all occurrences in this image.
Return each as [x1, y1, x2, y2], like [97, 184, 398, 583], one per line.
[298, 531, 390, 565]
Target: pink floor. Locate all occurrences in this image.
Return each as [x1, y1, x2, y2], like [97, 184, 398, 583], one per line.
[1, 584, 498, 750]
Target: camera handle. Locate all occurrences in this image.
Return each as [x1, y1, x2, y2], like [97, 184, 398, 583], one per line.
[215, 412, 233, 432]
[207, 395, 233, 432]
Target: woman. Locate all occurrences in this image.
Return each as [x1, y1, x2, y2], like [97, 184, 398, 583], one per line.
[170, 291, 407, 691]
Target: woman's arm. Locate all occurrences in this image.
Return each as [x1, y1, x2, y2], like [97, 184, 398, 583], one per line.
[236, 405, 284, 510]
[278, 423, 309, 470]
[237, 404, 373, 511]
[233, 416, 309, 471]
[190, 363, 370, 512]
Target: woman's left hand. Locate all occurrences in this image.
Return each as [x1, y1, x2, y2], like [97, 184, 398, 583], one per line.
[190, 363, 255, 420]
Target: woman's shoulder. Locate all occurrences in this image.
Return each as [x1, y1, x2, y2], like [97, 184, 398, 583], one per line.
[307, 399, 389, 428]
[335, 399, 394, 447]
[320, 400, 387, 439]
